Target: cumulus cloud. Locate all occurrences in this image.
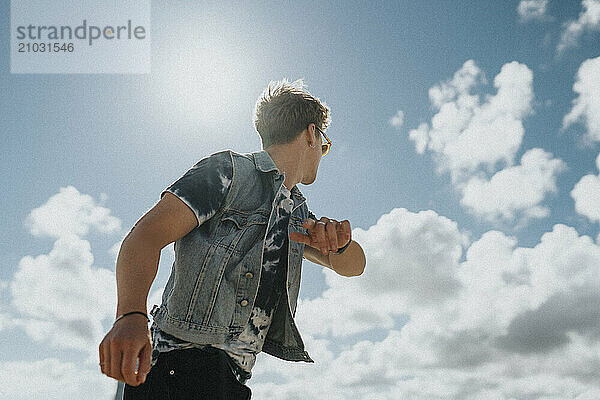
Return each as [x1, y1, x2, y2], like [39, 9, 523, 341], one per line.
[406, 60, 564, 226]
[10, 234, 116, 355]
[249, 210, 600, 399]
[6, 189, 600, 399]
[0, 358, 116, 400]
[25, 185, 122, 239]
[296, 208, 467, 338]
[2, 187, 175, 398]
[389, 110, 404, 129]
[496, 287, 600, 353]
[517, 0, 550, 22]
[563, 56, 600, 144]
[557, 0, 600, 54]
[409, 60, 533, 182]
[460, 148, 566, 223]
[452, 224, 600, 343]
[7, 187, 120, 358]
[571, 152, 600, 222]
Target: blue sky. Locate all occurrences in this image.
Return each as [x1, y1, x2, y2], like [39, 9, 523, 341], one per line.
[2, 1, 600, 398]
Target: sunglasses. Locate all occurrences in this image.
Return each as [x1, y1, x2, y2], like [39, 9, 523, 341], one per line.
[314, 125, 332, 157]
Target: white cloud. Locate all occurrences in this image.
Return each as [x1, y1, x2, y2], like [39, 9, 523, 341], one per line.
[389, 110, 404, 129]
[408, 122, 429, 154]
[409, 60, 533, 182]
[108, 239, 122, 260]
[8, 185, 600, 399]
[0, 358, 116, 400]
[460, 148, 565, 223]
[518, 0, 550, 22]
[249, 213, 600, 399]
[571, 152, 600, 222]
[563, 56, 600, 144]
[6, 187, 118, 359]
[7, 186, 600, 399]
[296, 208, 467, 338]
[407, 60, 558, 226]
[557, 0, 600, 53]
[452, 224, 600, 340]
[10, 233, 116, 355]
[25, 185, 122, 239]
[1, 187, 170, 399]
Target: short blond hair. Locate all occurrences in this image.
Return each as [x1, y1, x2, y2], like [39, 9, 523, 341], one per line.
[253, 78, 331, 148]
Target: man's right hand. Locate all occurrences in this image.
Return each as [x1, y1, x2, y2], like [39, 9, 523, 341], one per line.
[99, 313, 152, 387]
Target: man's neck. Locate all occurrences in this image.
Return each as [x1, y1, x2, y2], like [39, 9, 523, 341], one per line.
[265, 145, 303, 190]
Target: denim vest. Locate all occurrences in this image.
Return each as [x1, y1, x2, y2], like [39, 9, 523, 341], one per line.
[150, 149, 314, 363]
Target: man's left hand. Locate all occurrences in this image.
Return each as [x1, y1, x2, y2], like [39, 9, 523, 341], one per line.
[289, 217, 351, 255]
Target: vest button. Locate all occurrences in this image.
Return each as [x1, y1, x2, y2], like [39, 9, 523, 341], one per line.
[169, 370, 175, 375]
[244, 272, 253, 279]
[240, 299, 249, 307]
[280, 198, 294, 209]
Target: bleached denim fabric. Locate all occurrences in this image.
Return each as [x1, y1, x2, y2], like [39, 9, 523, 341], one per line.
[150, 149, 314, 363]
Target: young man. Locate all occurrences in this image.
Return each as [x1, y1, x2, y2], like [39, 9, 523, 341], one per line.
[99, 79, 366, 399]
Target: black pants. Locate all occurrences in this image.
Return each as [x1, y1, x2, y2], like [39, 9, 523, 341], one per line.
[123, 347, 252, 400]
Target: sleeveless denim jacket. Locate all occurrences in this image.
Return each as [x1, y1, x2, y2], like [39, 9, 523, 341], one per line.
[150, 149, 314, 363]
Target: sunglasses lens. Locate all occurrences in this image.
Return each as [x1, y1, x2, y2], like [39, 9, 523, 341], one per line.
[314, 125, 330, 156]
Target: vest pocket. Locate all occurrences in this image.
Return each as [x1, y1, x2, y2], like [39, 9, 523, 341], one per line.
[216, 211, 269, 255]
[220, 212, 268, 230]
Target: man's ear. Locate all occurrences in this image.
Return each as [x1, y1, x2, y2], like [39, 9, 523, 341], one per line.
[305, 124, 316, 147]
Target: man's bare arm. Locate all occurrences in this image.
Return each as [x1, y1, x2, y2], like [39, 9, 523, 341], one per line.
[303, 241, 366, 277]
[100, 192, 198, 387]
[115, 192, 198, 316]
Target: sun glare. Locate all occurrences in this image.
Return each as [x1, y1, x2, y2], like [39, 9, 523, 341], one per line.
[153, 31, 248, 128]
